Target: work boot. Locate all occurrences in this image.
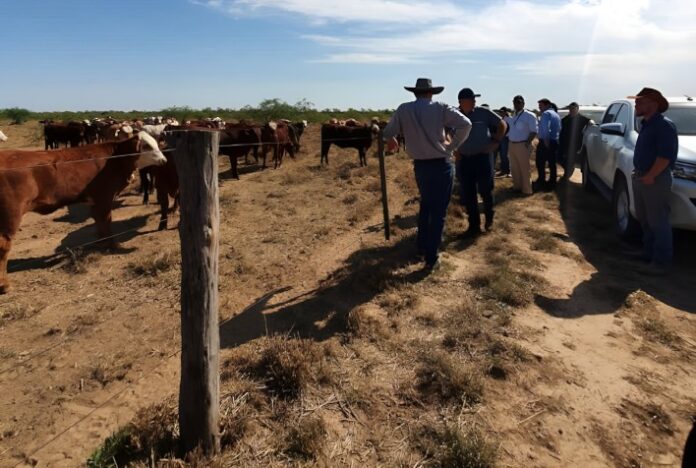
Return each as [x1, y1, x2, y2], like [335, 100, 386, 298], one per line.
[484, 213, 494, 232]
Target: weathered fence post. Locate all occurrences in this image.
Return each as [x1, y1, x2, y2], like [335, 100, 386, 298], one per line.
[377, 130, 391, 240]
[174, 130, 221, 455]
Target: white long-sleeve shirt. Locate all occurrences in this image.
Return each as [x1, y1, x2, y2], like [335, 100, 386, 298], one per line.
[383, 98, 471, 160]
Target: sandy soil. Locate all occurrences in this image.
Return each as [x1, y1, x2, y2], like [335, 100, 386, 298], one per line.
[0, 120, 694, 467]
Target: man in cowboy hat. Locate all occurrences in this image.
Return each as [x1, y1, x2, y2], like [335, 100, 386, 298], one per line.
[455, 88, 507, 236]
[629, 87, 678, 273]
[383, 78, 472, 270]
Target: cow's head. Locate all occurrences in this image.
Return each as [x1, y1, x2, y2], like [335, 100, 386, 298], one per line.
[135, 131, 167, 169]
[0, 130, 7, 142]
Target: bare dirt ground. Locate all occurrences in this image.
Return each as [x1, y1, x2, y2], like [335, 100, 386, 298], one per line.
[0, 120, 694, 467]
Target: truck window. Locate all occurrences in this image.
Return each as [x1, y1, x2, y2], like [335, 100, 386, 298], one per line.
[602, 103, 622, 124]
[615, 104, 632, 130]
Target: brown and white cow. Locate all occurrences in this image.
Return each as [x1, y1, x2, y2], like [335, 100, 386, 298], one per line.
[320, 123, 380, 166]
[0, 132, 166, 293]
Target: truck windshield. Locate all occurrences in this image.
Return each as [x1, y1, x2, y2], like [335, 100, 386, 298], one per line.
[635, 107, 696, 135]
[664, 107, 696, 135]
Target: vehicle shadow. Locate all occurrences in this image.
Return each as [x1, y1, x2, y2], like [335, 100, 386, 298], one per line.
[220, 234, 429, 348]
[534, 181, 696, 317]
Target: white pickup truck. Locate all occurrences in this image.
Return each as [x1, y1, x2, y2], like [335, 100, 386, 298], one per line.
[580, 97, 696, 239]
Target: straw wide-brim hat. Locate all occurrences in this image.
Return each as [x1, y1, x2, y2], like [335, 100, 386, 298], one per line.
[405, 78, 444, 95]
[628, 87, 669, 113]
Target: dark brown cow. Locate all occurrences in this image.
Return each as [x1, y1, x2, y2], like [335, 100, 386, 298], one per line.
[219, 124, 262, 179]
[42, 122, 84, 149]
[0, 132, 166, 293]
[321, 123, 380, 166]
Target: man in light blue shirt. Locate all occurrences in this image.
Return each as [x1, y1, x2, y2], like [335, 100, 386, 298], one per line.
[536, 98, 561, 191]
[384, 78, 471, 270]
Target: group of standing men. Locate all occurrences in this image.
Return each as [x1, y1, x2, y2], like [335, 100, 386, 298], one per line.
[383, 78, 678, 273]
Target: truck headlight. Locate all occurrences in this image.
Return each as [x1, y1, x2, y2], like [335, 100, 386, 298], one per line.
[674, 161, 696, 181]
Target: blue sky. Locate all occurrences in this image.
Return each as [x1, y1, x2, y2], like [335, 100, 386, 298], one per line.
[1, 0, 694, 111]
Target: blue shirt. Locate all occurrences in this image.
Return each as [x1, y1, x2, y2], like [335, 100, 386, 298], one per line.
[633, 113, 679, 172]
[457, 106, 502, 155]
[538, 109, 561, 142]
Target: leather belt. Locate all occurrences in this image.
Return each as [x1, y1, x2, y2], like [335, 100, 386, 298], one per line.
[509, 140, 528, 143]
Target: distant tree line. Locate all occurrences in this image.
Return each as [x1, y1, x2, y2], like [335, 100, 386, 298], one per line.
[0, 99, 395, 124]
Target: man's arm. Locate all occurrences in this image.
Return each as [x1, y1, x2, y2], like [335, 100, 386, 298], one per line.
[443, 105, 472, 152]
[382, 107, 401, 152]
[639, 157, 671, 185]
[527, 113, 539, 147]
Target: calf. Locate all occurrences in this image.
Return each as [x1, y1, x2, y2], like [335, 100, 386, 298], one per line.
[0, 132, 166, 293]
[320, 123, 380, 166]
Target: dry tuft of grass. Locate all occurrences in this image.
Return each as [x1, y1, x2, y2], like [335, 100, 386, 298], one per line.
[377, 288, 420, 316]
[416, 350, 483, 406]
[347, 305, 390, 341]
[282, 415, 326, 461]
[225, 336, 333, 400]
[0, 303, 41, 325]
[88, 398, 179, 467]
[416, 423, 497, 468]
[127, 251, 178, 277]
[470, 264, 546, 308]
[342, 193, 358, 205]
[61, 248, 99, 274]
[635, 317, 682, 348]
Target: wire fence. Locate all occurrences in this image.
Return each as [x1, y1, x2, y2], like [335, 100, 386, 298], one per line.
[0, 133, 383, 172]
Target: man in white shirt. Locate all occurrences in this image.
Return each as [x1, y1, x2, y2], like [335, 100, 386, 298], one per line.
[505, 95, 538, 195]
[383, 78, 472, 270]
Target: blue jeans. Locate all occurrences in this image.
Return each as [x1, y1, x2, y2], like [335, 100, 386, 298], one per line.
[456, 153, 495, 228]
[496, 137, 510, 174]
[632, 170, 673, 265]
[413, 159, 454, 265]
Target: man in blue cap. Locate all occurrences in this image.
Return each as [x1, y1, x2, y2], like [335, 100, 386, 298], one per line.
[383, 78, 472, 270]
[455, 88, 507, 236]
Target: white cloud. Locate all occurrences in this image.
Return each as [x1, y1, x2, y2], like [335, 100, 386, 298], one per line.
[195, 0, 696, 100]
[195, 0, 463, 24]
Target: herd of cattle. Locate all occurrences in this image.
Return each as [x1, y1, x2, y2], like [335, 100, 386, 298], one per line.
[0, 115, 394, 294]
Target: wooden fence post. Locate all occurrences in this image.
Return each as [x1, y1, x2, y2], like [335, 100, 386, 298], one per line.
[174, 130, 221, 455]
[377, 130, 391, 240]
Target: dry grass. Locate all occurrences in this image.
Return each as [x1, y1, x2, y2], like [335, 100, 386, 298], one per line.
[415, 423, 497, 468]
[0, 303, 41, 325]
[416, 350, 484, 406]
[470, 264, 546, 308]
[635, 317, 682, 348]
[347, 305, 391, 341]
[127, 251, 178, 277]
[282, 415, 326, 461]
[224, 336, 334, 400]
[61, 247, 99, 274]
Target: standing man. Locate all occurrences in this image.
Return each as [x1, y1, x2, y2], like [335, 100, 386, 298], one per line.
[383, 78, 472, 270]
[507, 95, 538, 195]
[559, 102, 590, 180]
[495, 107, 511, 178]
[535, 98, 561, 191]
[629, 87, 678, 273]
[455, 88, 507, 236]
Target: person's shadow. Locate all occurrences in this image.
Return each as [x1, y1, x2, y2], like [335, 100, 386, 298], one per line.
[533, 181, 696, 318]
[220, 235, 432, 348]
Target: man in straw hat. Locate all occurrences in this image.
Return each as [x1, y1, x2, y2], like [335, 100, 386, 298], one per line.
[383, 78, 472, 270]
[628, 87, 678, 273]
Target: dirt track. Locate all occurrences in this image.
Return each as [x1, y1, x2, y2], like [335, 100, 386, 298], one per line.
[0, 120, 695, 467]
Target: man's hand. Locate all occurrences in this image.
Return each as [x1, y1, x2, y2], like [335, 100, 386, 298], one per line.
[639, 174, 656, 185]
[484, 141, 499, 153]
[386, 137, 398, 153]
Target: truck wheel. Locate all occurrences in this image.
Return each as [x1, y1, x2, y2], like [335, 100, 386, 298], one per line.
[612, 176, 640, 240]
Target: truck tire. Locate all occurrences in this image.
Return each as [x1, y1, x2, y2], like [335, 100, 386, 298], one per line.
[612, 175, 641, 240]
